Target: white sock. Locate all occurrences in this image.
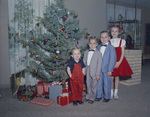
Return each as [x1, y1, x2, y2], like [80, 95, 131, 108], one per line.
[111, 89, 113, 99]
[114, 89, 119, 99]
[114, 89, 118, 94]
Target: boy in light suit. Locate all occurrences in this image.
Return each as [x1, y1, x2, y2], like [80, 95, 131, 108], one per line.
[83, 36, 102, 104]
[95, 31, 116, 102]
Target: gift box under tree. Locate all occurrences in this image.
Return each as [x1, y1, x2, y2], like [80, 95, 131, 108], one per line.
[57, 93, 72, 106]
[36, 81, 49, 97]
[49, 84, 62, 102]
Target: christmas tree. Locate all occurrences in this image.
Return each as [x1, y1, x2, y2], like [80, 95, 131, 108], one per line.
[11, 0, 87, 82]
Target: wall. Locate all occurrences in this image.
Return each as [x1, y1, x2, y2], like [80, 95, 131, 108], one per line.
[0, 0, 106, 88]
[65, 0, 106, 46]
[142, 7, 150, 54]
[0, 0, 10, 88]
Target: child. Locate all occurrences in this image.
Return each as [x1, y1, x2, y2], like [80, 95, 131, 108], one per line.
[95, 31, 116, 102]
[67, 47, 85, 106]
[83, 36, 102, 104]
[110, 26, 133, 100]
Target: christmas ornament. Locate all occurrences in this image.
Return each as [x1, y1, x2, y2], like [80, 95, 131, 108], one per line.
[74, 28, 79, 33]
[38, 20, 41, 23]
[60, 26, 65, 32]
[31, 39, 34, 41]
[67, 11, 70, 15]
[73, 14, 78, 18]
[63, 16, 67, 21]
[35, 54, 39, 58]
[56, 56, 58, 59]
[22, 44, 27, 48]
[54, 42, 58, 46]
[44, 39, 48, 45]
[52, 71, 56, 75]
[31, 51, 34, 55]
[86, 32, 90, 35]
[56, 50, 60, 54]
[65, 35, 69, 39]
[34, 69, 38, 73]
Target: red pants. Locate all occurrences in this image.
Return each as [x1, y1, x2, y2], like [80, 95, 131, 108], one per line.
[70, 63, 84, 101]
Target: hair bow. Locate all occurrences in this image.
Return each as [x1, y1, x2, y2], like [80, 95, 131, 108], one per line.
[109, 24, 123, 32]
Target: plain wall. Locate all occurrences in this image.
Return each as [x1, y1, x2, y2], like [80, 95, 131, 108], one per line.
[0, 0, 106, 88]
[65, 0, 106, 46]
[0, 0, 10, 88]
[141, 7, 150, 53]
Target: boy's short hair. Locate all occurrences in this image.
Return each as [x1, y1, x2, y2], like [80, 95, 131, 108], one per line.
[89, 36, 98, 43]
[100, 31, 110, 37]
[71, 47, 80, 54]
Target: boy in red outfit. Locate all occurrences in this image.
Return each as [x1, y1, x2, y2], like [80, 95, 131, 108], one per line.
[67, 47, 85, 106]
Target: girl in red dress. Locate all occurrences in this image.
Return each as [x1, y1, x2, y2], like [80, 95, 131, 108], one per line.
[109, 26, 133, 100]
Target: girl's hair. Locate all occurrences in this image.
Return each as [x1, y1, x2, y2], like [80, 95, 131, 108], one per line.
[100, 31, 110, 37]
[110, 26, 120, 32]
[71, 47, 80, 54]
[89, 36, 98, 43]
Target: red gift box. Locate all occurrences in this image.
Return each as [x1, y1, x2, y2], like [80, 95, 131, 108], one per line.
[62, 89, 70, 93]
[36, 81, 49, 96]
[57, 95, 71, 106]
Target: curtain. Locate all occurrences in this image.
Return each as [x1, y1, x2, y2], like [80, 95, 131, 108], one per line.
[8, 0, 55, 86]
[106, 4, 141, 45]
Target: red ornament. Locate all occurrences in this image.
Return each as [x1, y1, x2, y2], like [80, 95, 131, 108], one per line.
[65, 35, 69, 39]
[63, 16, 67, 21]
[60, 26, 65, 32]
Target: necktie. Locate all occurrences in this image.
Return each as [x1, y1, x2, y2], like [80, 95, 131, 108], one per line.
[101, 44, 107, 47]
[89, 49, 95, 51]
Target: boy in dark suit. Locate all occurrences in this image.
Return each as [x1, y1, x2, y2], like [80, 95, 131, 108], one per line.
[95, 31, 116, 102]
[83, 36, 102, 104]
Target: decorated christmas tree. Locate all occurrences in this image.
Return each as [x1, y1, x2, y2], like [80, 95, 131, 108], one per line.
[11, 0, 86, 82]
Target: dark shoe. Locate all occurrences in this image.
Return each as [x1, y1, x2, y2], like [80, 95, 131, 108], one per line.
[88, 100, 94, 104]
[77, 101, 84, 104]
[103, 99, 110, 102]
[95, 98, 102, 101]
[73, 101, 78, 106]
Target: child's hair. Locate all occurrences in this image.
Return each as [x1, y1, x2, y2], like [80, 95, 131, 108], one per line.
[110, 25, 120, 32]
[100, 31, 110, 37]
[71, 47, 80, 54]
[89, 36, 98, 43]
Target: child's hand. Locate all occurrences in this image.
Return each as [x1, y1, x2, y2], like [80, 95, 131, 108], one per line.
[114, 62, 120, 68]
[107, 72, 112, 76]
[96, 75, 100, 80]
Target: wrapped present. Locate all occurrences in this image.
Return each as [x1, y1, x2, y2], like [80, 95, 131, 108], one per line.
[83, 84, 87, 92]
[62, 81, 70, 93]
[36, 81, 49, 96]
[30, 97, 54, 107]
[49, 85, 62, 102]
[57, 94, 71, 106]
[17, 86, 36, 101]
[10, 70, 25, 99]
[50, 81, 62, 86]
[62, 89, 69, 93]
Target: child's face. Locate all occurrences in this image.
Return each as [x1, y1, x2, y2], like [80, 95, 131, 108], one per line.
[100, 32, 110, 44]
[111, 27, 120, 38]
[89, 39, 98, 50]
[71, 49, 81, 61]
